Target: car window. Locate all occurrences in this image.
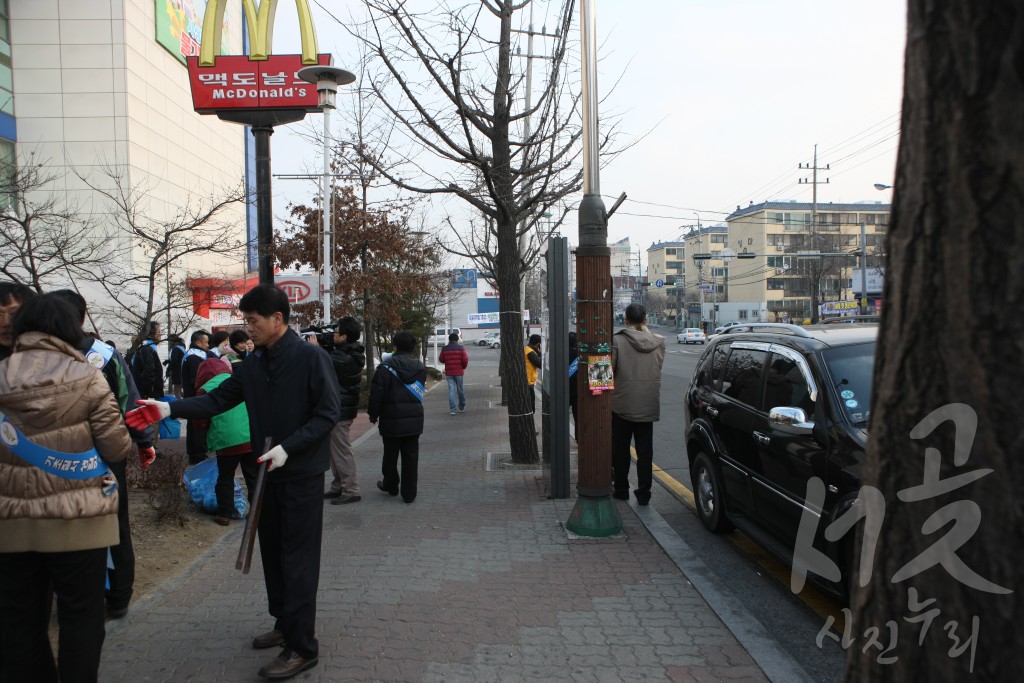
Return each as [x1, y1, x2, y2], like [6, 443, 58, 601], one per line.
[720, 348, 767, 406]
[821, 342, 875, 426]
[709, 343, 730, 391]
[762, 352, 814, 415]
[694, 347, 714, 390]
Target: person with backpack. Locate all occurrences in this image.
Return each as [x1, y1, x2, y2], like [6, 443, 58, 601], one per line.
[368, 332, 426, 504]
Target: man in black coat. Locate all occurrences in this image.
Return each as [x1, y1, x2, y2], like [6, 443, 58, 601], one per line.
[368, 331, 426, 504]
[130, 321, 164, 400]
[181, 329, 211, 464]
[165, 335, 186, 398]
[128, 285, 340, 680]
[321, 316, 365, 505]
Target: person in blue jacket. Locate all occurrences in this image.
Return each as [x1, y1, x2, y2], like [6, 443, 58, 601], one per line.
[368, 331, 426, 504]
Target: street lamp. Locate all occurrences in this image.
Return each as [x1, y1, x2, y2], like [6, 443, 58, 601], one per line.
[873, 183, 892, 191]
[296, 65, 356, 323]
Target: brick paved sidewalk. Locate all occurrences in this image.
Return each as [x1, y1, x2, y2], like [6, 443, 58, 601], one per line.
[100, 369, 769, 682]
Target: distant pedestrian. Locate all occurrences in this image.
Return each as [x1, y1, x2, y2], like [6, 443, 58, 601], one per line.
[368, 331, 426, 504]
[523, 334, 542, 415]
[0, 282, 35, 362]
[166, 335, 186, 398]
[321, 316, 365, 505]
[568, 331, 578, 440]
[127, 284, 341, 680]
[193, 355, 257, 527]
[0, 294, 133, 682]
[229, 329, 251, 362]
[131, 321, 164, 401]
[182, 330, 211, 464]
[438, 331, 468, 415]
[209, 330, 231, 359]
[611, 304, 665, 505]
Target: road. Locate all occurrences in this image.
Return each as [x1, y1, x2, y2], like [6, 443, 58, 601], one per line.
[460, 331, 848, 682]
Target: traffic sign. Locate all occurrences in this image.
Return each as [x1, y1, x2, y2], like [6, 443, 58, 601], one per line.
[655, 279, 664, 288]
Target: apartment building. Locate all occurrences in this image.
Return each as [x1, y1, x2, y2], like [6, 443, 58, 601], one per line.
[724, 201, 889, 322]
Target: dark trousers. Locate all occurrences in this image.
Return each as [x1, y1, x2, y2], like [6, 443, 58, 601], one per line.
[0, 547, 107, 683]
[258, 473, 325, 660]
[215, 450, 259, 517]
[105, 458, 134, 610]
[381, 435, 419, 502]
[612, 413, 654, 502]
[185, 420, 208, 464]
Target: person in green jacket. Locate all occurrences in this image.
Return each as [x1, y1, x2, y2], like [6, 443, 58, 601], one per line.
[194, 356, 258, 526]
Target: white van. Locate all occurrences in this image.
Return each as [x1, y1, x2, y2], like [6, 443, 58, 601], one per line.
[427, 328, 462, 345]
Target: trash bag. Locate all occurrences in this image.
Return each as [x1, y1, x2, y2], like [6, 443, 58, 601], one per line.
[158, 394, 181, 439]
[181, 457, 249, 517]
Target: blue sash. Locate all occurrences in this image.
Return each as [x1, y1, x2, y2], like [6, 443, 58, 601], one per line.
[384, 365, 425, 402]
[0, 409, 116, 495]
[84, 338, 114, 370]
[182, 347, 206, 371]
[569, 358, 578, 378]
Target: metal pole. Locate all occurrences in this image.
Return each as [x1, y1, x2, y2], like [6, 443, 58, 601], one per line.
[321, 108, 331, 322]
[567, 0, 620, 537]
[253, 124, 275, 285]
[860, 220, 868, 315]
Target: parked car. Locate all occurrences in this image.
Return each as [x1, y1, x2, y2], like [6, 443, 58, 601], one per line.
[427, 327, 462, 345]
[712, 321, 744, 335]
[685, 322, 877, 600]
[478, 331, 501, 348]
[676, 328, 707, 345]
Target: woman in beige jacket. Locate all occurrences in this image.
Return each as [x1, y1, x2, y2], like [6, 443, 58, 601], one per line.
[0, 294, 132, 683]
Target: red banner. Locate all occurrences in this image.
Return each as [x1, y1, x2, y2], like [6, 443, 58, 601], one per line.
[187, 54, 331, 112]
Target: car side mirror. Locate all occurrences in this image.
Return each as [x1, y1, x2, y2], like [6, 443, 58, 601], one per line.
[769, 407, 815, 434]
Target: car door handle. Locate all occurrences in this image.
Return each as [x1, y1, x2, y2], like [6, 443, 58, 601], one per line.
[706, 406, 719, 418]
[753, 431, 771, 446]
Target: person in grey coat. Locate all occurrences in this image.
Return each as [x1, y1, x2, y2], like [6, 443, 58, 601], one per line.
[610, 303, 665, 505]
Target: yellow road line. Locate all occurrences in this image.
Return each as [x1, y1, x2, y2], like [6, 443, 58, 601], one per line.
[634, 451, 845, 629]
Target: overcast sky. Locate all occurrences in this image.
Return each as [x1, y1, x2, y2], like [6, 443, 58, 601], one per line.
[268, 0, 907, 267]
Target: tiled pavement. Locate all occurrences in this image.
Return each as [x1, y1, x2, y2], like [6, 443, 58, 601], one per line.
[100, 369, 771, 682]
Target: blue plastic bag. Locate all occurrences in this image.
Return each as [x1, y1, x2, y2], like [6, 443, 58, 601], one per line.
[182, 457, 249, 517]
[158, 395, 181, 439]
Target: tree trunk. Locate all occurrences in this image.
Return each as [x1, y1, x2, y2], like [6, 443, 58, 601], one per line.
[846, 1, 1023, 680]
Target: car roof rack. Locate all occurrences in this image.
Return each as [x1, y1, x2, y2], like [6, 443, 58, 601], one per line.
[821, 315, 880, 324]
[719, 323, 814, 338]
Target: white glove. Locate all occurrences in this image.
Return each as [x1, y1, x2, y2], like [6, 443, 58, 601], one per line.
[138, 399, 171, 419]
[258, 444, 289, 471]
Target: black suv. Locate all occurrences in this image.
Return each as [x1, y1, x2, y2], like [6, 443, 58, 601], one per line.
[684, 323, 876, 597]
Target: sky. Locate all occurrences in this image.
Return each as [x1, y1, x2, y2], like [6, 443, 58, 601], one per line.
[266, 0, 907, 269]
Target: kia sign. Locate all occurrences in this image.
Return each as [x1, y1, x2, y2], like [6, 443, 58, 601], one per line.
[276, 278, 311, 303]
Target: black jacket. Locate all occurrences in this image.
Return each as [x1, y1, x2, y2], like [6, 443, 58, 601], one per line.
[78, 338, 154, 448]
[368, 352, 426, 438]
[170, 330, 341, 482]
[330, 342, 365, 422]
[181, 346, 208, 398]
[166, 345, 185, 384]
[131, 340, 164, 399]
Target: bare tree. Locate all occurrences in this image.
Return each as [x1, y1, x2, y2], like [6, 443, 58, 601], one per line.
[846, 1, 1022, 680]
[344, 0, 616, 462]
[0, 152, 108, 292]
[80, 166, 247, 353]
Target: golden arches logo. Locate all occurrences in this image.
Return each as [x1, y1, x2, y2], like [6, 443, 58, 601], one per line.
[199, 0, 319, 67]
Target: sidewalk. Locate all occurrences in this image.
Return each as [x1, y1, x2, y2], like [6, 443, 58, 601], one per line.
[101, 368, 775, 682]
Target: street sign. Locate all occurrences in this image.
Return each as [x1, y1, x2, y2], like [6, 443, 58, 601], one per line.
[655, 279, 664, 288]
[692, 253, 713, 261]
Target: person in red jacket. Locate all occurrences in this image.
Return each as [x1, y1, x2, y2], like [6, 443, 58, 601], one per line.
[438, 332, 468, 416]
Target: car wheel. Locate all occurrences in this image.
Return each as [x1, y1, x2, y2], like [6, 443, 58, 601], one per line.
[677, 339, 682, 344]
[691, 453, 733, 533]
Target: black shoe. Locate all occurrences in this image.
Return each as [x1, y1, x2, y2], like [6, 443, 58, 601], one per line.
[107, 604, 129, 619]
[258, 649, 318, 679]
[252, 629, 284, 649]
[634, 489, 651, 506]
[403, 496, 416, 504]
[377, 480, 399, 496]
[331, 494, 361, 505]
[612, 490, 629, 501]
[323, 490, 342, 500]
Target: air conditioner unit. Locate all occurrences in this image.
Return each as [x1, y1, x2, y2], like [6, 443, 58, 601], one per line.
[776, 268, 784, 274]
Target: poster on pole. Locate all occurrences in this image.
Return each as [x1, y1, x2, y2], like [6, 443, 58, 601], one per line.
[586, 355, 614, 394]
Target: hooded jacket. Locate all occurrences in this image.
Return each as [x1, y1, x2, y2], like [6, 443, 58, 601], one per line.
[330, 341, 365, 422]
[368, 352, 427, 437]
[0, 332, 132, 553]
[610, 327, 665, 422]
[195, 357, 251, 454]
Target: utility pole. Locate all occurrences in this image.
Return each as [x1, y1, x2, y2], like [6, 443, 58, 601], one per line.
[798, 144, 830, 322]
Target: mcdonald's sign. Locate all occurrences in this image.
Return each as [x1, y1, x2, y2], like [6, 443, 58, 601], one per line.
[186, 0, 331, 113]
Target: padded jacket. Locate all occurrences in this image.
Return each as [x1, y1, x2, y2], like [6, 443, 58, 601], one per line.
[610, 327, 665, 422]
[330, 342, 365, 422]
[367, 352, 426, 437]
[438, 342, 468, 377]
[0, 332, 132, 553]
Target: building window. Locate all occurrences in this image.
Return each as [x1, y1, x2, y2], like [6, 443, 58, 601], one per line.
[738, 310, 748, 320]
[665, 248, 677, 256]
[767, 278, 786, 290]
[711, 267, 726, 278]
[666, 260, 682, 271]
[711, 234, 728, 244]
